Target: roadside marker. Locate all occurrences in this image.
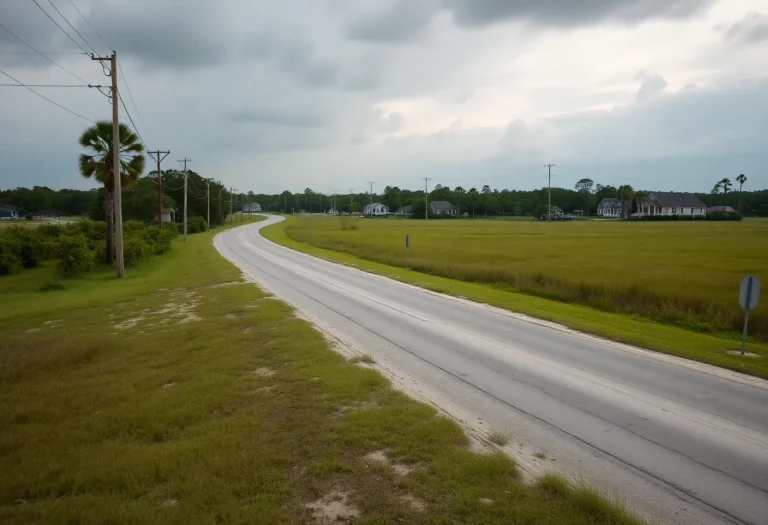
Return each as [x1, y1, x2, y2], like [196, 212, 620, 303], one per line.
[739, 275, 761, 355]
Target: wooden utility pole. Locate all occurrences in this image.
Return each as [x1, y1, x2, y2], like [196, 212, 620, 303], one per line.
[206, 179, 210, 231]
[148, 150, 170, 229]
[218, 188, 222, 225]
[92, 51, 124, 277]
[423, 177, 432, 220]
[545, 163, 556, 223]
[178, 158, 191, 241]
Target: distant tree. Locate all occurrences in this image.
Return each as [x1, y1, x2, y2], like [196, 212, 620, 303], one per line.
[454, 186, 465, 216]
[634, 190, 649, 215]
[736, 174, 747, 214]
[711, 181, 722, 195]
[468, 188, 479, 217]
[574, 178, 594, 193]
[617, 185, 634, 219]
[79, 121, 145, 263]
[482, 185, 491, 194]
[719, 178, 732, 194]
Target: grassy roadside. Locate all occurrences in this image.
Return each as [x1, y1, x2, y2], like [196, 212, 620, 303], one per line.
[262, 216, 768, 379]
[1, 219, 644, 524]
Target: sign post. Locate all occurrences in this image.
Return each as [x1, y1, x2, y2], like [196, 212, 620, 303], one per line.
[739, 275, 761, 355]
[405, 234, 409, 269]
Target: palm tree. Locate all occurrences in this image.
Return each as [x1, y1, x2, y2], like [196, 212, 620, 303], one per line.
[719, 178, 732, 194]
[617, 184, 634, 219]
[79, 121, 145, 263]
[736, 174, 747, 214]
[454, 186, 465, 216]
[711, 181, 722, 195]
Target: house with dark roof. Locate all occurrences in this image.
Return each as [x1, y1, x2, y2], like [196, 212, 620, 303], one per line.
[707, 205, 737, 214]
[637, 192, 707, 217]
[597, 198, 622, 217]
[429, 200, 457, 216]
[394, 205, 412, 216]
[0, 204, 19, 219]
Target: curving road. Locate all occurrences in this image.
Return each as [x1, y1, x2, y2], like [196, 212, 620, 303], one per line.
[215, 216, 768, 525]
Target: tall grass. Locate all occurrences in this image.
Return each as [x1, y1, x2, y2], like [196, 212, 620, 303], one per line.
[286, 217, 768, 339]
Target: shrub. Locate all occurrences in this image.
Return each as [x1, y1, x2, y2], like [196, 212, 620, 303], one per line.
[123, 220, 147, 233]
[38, 280, 66, 292]
[25, 213, 34, 221]
[707, 211, 741, 221]
[2, 227, 43, 269]
[0, 235, 21, 275]
[57, 234, 95, 277]
[37, 223, 63, 239]
[187, 216, 208, 233]
[123, 235, 150, 267]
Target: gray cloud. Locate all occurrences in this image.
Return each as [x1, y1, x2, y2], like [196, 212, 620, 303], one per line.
[224, 107, 328, 128]
[346, 0, 712, 42]
[724, 13, 768, 45]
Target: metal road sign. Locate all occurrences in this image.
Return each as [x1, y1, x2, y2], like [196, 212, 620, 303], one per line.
[739, 276, 760, 311]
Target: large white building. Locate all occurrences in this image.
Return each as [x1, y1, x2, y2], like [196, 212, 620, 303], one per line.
[637, 192, 707, 216]
[363, 202, 389, 216]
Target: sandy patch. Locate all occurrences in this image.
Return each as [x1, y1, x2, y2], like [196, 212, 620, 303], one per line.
[243, 326, 253, 334]
[161, 499, 178, 508]
[115, 316, 145, 330]
[400, 494, 426, 513]
[44, 319, 64, 326]
[25, 328, 40, 334]
[363, 450, 413, 476]
[210, 281, 242, 288]
[113, 291, 202, 330]
[305, 490, 359, 524]
[726, 350, 760, 358]
[226, 313, 242, 320]
[252, 367, 276, 377]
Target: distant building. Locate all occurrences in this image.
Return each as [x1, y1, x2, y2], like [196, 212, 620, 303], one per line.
[707, 205, 737, 214]
[155, 207, 175, 224]
[637, 192, 707, 216]
[429, 200, 457, 216]
[597, 198, 622, 217]
[242, 203, 262, 213]
[394, 205, 412, 216]
[0, 204, 19, 219]
[363, 202, 389, 216]
[327, 208, 340, 215]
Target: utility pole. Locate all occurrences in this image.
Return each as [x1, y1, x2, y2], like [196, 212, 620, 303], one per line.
[230, 187, 234, 222]
[92, 51, 124, 277]
[367, 182, 374, 216]
[545, 163, 556, 223]
[148, 150, 170, 229]
[206, 178, 211, 231]
[178, 158, 191, 240]
[218, 188, 222, 225]
[423, 177, 432, 220]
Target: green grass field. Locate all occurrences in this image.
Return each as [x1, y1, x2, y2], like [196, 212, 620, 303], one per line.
[0, 218, 643, 525]
[285, 216, 768, 339]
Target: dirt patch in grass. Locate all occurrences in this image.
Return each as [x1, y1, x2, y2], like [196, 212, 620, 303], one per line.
[363, 450, 414, 476]
[305, 490, 360, 523]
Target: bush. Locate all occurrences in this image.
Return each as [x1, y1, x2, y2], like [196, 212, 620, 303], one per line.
[37, 223, 63, 239]
[707, 211, 741, 221]
[1, 227, 43, 269]
[57, 234, 95, 277]
[186, 216, 208, 233]
[0, 235, 21, 275]
[25, 213, 34, 221]
[123, 235, 150, 267]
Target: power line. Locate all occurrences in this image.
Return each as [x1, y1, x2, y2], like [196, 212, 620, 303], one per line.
[65, 0, 107, 47]
[0, 21, 88, 83]
[0, 50, 84, 54]
[0, 83, 88, 87]
[31, 0, 88, 54]
[117, 92, 146, 147]
[0, 66, 94, 122]
[117, 57, 145, 132]
[44, 0, 98, 54]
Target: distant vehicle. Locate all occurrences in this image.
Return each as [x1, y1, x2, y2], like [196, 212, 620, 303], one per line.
[562, 214, 573, 221]
[630, 212, 647, 219]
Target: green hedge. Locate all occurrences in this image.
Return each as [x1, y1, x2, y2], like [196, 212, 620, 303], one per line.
[186, 216, 208, 233]
[0, 219, 179, 278]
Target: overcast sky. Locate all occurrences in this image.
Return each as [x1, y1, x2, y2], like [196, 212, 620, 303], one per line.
[1, 0, 767, 194]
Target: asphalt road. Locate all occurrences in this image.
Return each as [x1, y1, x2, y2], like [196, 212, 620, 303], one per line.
[215, 216, 768, 525]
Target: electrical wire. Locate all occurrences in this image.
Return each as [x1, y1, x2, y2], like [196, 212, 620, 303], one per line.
[0, 21, 88, 83]
[65, 0, 107, 47]
[118, 91, 147, 148]
[44, 0, 98, 54]
[187, 185, 209, 200]
[0, 66, 94, 122]
[117, 56, 145, 132]
[31, 0, 89, 54]
[0, 83, 88, 87]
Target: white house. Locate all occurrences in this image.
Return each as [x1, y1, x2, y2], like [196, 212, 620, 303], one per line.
[363, 202, 389, 216]
[637, 192, 707, 216]
[242, 202, 262, 213]
[597, 198, 622, 217]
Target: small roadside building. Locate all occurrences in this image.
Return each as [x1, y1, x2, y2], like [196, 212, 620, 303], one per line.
[394, 205, 412, 216]
[243, 203, 262, 213]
